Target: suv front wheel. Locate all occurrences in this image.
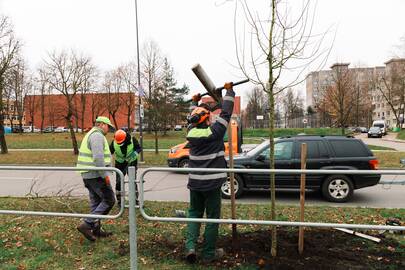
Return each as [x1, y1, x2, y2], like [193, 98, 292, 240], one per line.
[221, 174, 244, 199]
[321, 175, 354, 203]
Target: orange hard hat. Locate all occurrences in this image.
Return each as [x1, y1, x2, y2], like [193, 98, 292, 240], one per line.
[187, 106, 210, 125]
[114, 129, 126, 144]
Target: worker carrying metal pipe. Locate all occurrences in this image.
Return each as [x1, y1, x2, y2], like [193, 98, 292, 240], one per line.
[110, 129, 142, 204]
[185, 82, 235, 263]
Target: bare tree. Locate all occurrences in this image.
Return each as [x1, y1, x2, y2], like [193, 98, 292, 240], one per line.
[141, 40, 164, 135]
[7, 58, 33, 134]
[90, 91, 107, 125]
[42, 50, 94, 154]
[376, 59, 405, 128]
[119, 62, 138, 130]
[141, 40, 166, 153]
[104, 68, 122, 129]
[245, 86, 267, 128]
[232, 0, 332, 256]
[319, 65, 356, 134]
[281, 88, 304, 127]
[0, 16, 20, 154]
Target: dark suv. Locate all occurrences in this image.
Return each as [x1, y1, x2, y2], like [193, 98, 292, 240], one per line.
[223, 136, 380, 202]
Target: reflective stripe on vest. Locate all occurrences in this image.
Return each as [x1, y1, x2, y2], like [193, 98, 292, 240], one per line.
[76, 127, 111, 172]
[113, 140, 137, 163]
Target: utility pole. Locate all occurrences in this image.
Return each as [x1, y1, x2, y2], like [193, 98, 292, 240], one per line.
[135, 0, 143, 162]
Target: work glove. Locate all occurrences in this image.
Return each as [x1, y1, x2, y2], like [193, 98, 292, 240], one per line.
[224, 82, 233, 90]
[105, 175, 111, 186]
[191, 93, 201, 102]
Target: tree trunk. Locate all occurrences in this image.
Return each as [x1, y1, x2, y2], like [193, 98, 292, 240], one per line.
[269, 0, 277, 257]
[81, 95, 86, 134]
[40, 94, 45, 132]
[111, 112, 119, 130]
[0, 116, 8, 154]
[66, 100, 79, 155]
[154, 129, 158, 154]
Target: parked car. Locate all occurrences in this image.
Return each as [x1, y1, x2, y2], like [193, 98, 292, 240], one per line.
[347, 127, 357, 133]
[11, 126, 23, 133]
[358, 127, 368, 133]
[368, 127, 382, 138]
[222, 135, 380, 203]
[372, 120, 387, 135]
[43, 126, 55, 133]
[23, 126, 40, 133]
[174, 125, 182, 131]
[54, 126, 66, 133]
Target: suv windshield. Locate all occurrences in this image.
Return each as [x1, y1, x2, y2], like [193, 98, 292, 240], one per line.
[373, 123, 384, 128]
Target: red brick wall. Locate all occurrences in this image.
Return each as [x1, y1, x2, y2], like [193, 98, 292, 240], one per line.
[24, 93, 138, 130]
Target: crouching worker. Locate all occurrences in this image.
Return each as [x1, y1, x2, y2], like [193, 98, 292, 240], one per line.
[110, 129, 142, 204]
[185, 82, 235, 263]
[76, 116, 116, 242]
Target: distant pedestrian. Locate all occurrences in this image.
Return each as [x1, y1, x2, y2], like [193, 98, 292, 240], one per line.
[110, 129, 142, 204]
[76, 116, 115, 242]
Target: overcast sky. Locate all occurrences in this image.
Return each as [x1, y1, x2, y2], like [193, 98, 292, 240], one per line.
[1, 0, 405, 107]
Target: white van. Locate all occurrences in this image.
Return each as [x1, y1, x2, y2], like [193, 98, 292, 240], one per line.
[372, 120, 387, 135]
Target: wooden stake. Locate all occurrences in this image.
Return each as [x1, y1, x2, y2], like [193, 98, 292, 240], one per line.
[298, 143, 307, 255]
[228, 120, 237, 243]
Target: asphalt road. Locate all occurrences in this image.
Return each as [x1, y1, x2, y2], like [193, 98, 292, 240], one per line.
[356, 132, 405, 151]
[0, 169, 404, 209]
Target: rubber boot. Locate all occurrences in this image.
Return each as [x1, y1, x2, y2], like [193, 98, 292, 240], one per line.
[77, 222, 96, 242]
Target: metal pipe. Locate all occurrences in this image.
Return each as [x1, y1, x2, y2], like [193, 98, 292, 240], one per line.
[128, 166, 138, 270]
[138, 167, 405, 231]
[0, 166, 125, 219]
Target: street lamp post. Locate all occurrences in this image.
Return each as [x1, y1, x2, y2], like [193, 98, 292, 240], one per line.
[135, 0, 143, 162]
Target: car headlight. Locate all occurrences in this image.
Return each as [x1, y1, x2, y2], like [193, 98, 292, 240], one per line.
[169, 148, 178, 154]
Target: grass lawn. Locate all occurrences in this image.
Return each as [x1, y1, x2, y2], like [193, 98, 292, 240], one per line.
[0, 198, 404, 269]
[0, 151, 168, 166]
[397, 129, 405, 140]
[5, 128, 348, 150]
[367, 145, 396, 151]
[5, 131, 187, 150]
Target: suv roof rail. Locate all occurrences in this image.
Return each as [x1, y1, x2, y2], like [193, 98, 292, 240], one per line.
[278, 134, 354, 139]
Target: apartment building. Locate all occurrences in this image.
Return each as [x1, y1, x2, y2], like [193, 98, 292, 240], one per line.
[306, 58, 405, 127]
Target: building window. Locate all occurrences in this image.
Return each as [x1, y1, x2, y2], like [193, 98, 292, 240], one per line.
[382, 112, 385, 116]
[377, 113, 380, 117]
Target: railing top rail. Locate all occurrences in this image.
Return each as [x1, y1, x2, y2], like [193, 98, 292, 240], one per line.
[0, 166, 125, 219]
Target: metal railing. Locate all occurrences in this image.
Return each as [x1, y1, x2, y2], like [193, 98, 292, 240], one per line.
[136, 167, 405, 231]
[1, 166, 405, 270]
[0, 166, 125, 219]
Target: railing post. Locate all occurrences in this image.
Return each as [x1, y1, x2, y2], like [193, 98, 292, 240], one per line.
[128, 166, 138, 270]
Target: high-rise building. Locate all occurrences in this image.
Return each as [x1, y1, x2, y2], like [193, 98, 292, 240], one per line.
[306, 58, 405, 127]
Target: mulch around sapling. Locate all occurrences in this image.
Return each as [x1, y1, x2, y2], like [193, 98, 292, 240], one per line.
[146, 227, 405, 270]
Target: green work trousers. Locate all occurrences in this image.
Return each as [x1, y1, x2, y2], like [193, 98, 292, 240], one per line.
[185, 188, 221, 259]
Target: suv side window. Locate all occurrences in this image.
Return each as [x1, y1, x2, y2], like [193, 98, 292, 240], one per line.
[261, 141, 294, 160]
[329, 139, 368, 157]
[296, 140, 321, 159]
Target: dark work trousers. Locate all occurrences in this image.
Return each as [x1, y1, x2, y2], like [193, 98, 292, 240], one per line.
[185, 188, 221, 259]
[115, 161, 138, 203]
[83, 177, 116, 227]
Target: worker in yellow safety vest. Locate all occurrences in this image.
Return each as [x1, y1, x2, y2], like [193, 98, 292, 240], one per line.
[76, 116, 115, 242]
[110, 129, 142, 204]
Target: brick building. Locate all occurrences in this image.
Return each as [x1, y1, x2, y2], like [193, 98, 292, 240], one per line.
[24, 92, 138, 130]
